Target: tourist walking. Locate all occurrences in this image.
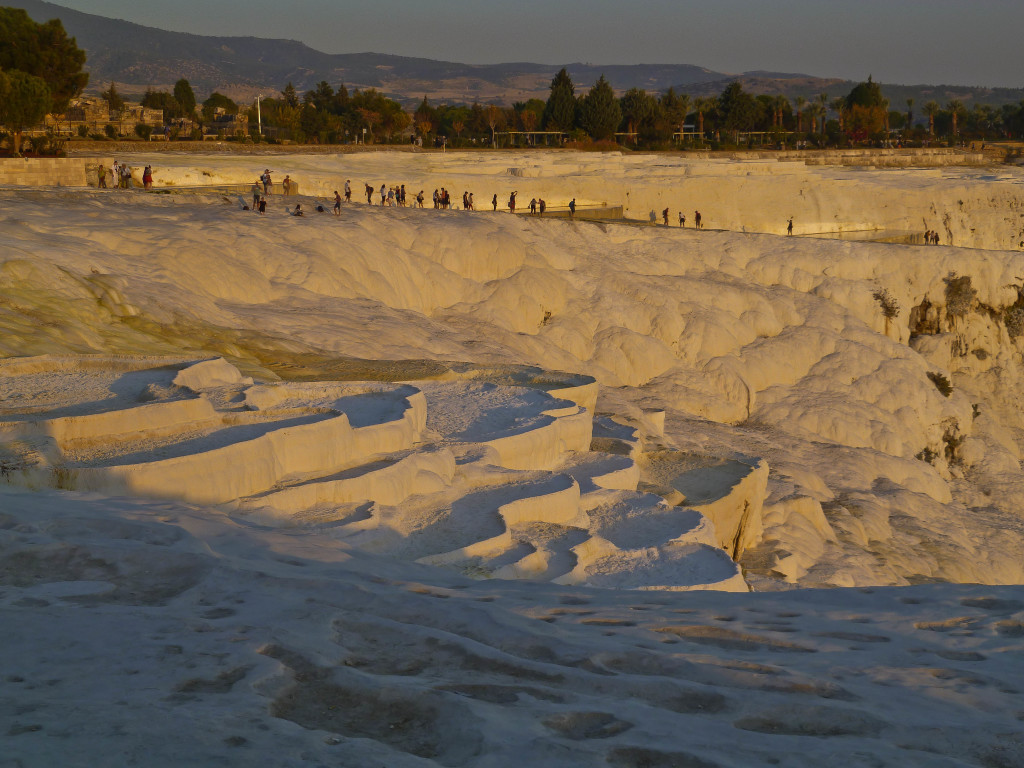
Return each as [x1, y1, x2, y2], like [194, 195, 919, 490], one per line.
[365, 183, 373, 204]
[662, 208, 669, 225]
[252, 181, 261, 211]
[468, 192, 474, 210]
[679, 212, 685, 227]
[262, 169, 271, 195]
[258, 196, 266, 215]
[143, 165, 153, 190]
[509, 191, 517, 213]
[344, 179, 351, 202]
[529, 198, 537, 214]
[416, 190, 425, 208]
[333, 191, 342, 215]
[569, 199, 576, 217]
[539, 198, 546, 214]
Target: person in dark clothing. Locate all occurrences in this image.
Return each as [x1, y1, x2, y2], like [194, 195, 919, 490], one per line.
[787, 218, 793, 235]
[662, 208, 669, 225]
[568, 199, 576, 217]
[492, 194, 498, 211]
[539, 199, 546, 214]
[695, 210, 702, 229]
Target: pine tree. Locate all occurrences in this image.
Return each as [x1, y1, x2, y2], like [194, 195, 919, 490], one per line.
[542, 68, 576, 133]
[579, 75, 621, 141]
[0, 8, 87, 112]
[173, 79, 197, 116]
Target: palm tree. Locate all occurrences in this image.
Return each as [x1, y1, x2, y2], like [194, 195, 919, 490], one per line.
[694, 97, 715, 141]
[677, 93, 692, 136]
[905, 97, 914, 129]
[774, 95, 789, 129]
[795, 96, 807, 133]
[924, 101, 940, 136]
[947, 100, 965, 136]
[831, 97, 846, 132]
[817, 93, 829, 133]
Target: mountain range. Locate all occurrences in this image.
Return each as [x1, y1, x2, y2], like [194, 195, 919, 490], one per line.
[7, 0, 1024, 110]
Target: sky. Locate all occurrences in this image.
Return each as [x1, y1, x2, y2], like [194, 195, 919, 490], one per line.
[42, 0, 1024, 88]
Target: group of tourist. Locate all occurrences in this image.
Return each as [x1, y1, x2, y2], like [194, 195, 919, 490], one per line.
[99, 161, 152, 189]
[924, 229, 943, 245]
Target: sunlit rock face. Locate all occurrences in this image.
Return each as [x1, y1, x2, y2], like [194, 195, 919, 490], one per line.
[4, 150, 1024, 589]
[4, 151, 1024, 767]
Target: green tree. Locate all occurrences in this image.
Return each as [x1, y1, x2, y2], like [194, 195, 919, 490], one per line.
[173, 79, 196, 117]
[718, 81, 758, 139]
[660, 87, 690, 132]
[542, 68, 576, 133]
[414, 96, 437, 137]
[620, 87, 658, 139]
[694, 96, 715, 140]
[101, 81, 124, 112]
[923, 100, 940, 136]
[0, 68, 52, 154]
[947, 99, 965, 136]
[905, 97, 914, 129]
[0, 8, 87, 112]
[141, 88, 181, 119]
[845, 76, 885, 110]
[579, 75, 621, 141]
[281, 82, 299, 108]
[201, 92, 238, 122]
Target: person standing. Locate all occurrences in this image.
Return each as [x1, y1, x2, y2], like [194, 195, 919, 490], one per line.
[98, 164, 107, 188]
[416, 190, 425, 208]
[662, 208, 669, 225]
[380, 184, 387, 206]
[508, 191, 517, 213]
[695, 210, 702, 229]
[539, 198, 546, 214]
[679, 211, 685, 227]
[344, 179, 351, 202]
[569, 198, 576, 217]
[492, 193, 498, 211]
[468, 192, 474, 210]
[333, 191, 342, 215]
[252, 181, 261, 211]
[262, 169, 271, 195]
[143, 165, 153, 190]
[282, 175, 292, 196]
[258, 196, 266, 215]
[529, 198, 537, 214]
[787, 217, 793, 236]
[433, 189, 440, 209]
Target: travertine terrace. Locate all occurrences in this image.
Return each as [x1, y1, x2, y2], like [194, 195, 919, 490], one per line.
[2, 150, 1024, 766]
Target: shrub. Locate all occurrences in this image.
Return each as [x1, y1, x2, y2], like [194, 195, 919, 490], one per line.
[872, 288, 900, 319]
[943, 272, 976, 320]
[76, 124, 88, 137]
[103, 124, 116, 138]
[1004, 305, 1024, 339]
[927, 371, 953, 397]
[134, 122, 152, 140]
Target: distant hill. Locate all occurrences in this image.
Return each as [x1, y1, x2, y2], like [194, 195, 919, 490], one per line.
[7, 0, 1024, 110]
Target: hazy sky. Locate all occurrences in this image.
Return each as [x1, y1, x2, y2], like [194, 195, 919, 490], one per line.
[46, 0, 1024, 88]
